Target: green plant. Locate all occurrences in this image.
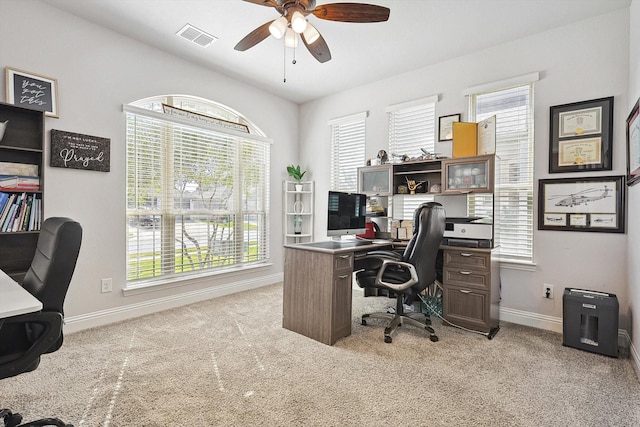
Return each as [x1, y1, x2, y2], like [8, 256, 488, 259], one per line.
[286, 164, 306, 184]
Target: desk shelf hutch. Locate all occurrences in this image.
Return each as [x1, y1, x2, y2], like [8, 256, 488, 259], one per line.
[358, 155, 500, 338]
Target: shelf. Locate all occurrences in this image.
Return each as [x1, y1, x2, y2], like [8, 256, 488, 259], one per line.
[394, 169, 442, 175]
[283, 180, 314, 244]
[0, 103, 44, 279]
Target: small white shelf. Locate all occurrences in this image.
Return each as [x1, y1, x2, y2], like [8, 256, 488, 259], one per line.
[283, 180, 314, 244]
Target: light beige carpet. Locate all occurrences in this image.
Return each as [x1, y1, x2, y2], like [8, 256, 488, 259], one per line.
[1, 283, 639, 426]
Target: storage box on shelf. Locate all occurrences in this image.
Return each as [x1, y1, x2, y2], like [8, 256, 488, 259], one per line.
[283, 180, 314, 244]
[0, 102, 44, 282]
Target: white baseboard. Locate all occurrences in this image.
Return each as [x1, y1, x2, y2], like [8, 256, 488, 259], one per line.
[499, 306, 563, 333]
[64, 273, 283, 334]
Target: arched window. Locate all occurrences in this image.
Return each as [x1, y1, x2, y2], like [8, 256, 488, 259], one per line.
[124, 95, 271, 285]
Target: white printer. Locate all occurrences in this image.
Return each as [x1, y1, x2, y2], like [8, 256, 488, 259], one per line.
[442, 217, 493, 248]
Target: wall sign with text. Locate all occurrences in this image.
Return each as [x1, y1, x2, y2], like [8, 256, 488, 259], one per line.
[6, 67, 59, 118]
[50, 129, 110, 172]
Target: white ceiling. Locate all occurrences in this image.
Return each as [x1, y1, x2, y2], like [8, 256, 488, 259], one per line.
[43, 0, 630, 104]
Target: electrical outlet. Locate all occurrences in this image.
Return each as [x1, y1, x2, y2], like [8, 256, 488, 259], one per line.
[543, 284, 554, 299]
[101, 278, 113, 293]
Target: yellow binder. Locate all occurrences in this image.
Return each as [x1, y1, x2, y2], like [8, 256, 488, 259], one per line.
[452, 122, 478, 158]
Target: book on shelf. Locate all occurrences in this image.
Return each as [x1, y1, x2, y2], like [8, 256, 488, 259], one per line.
[0, 175, 40, 191]
[0, 192, 40, 232]
[0, 192, 9, 214]
[0, 193, 16, 228]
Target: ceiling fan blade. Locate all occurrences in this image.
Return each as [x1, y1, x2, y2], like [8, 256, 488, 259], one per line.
[234, 21, 273, 51]
[242, 0, 279, 7]
[302, 31, 331, 63]
[311, 3, 390, 23]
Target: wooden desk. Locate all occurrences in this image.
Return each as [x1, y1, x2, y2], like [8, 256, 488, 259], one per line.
[0, 269, 42, 319]
[282, 240, 391, 345]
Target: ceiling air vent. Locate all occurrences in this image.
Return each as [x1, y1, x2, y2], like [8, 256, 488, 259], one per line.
[176, 24, 217, 48]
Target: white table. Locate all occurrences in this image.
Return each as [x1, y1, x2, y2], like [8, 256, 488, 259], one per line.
[0, 269, 42, 319]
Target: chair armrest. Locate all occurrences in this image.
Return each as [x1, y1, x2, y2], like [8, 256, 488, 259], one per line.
[375, 259, 418, 291]
[0, 311, 63, 380]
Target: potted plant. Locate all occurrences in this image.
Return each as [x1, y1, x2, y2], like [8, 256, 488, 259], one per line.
[287, 164, 307, 191]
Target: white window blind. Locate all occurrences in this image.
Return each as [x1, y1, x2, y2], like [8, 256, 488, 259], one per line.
[387, 97, 437, 219]
[329, 112, 367, 192]
[468, 83, 535, 262]
[125, 100, 270, 283]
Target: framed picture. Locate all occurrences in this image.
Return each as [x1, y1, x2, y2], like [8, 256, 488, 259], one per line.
[5, 67, 59, 118]
[438, 113, 461, 141]
[538, 175, 625, 233]
[626, 97, 640, 186]
[549, 97, 613, 173]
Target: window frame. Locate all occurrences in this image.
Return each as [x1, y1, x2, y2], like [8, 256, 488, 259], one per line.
[329, 112, 367, 192]
[467, 77, 537, 264]
[124, 97, 272, 287]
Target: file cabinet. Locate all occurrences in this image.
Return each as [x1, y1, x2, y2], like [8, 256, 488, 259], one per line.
[442, 247, 500, 338]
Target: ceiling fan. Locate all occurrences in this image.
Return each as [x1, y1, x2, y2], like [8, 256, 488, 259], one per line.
[234, 0, 390, 63]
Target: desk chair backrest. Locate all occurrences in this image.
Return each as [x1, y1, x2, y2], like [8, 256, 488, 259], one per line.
[22, 217, 82, 352]
[401, 202, 445, 293]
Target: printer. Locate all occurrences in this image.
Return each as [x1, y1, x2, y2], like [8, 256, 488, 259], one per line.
[442, 217, 493, 248]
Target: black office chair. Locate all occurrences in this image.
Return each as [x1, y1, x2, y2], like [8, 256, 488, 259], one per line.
[356, 202, 445, 343]
[0, 217, 82, 427]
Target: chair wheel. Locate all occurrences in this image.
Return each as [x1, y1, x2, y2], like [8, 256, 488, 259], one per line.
[430, 335, 439, 342]
[384, 336, 392, 343]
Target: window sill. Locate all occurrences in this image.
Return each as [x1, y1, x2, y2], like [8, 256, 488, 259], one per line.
[123, 262, 273, 296]
[496, 258, 537, 272]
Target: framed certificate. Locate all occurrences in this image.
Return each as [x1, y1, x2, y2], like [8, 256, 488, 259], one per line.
[438, 113, 461, 141]
[549, 97, 613, 173]
[626, 97, 640, 186]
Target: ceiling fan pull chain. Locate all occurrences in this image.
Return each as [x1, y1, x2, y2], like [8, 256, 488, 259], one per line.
[283, 41, 287, 83]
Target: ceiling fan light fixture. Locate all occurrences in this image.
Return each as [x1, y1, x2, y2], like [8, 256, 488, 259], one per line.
[269, 16, 288, 39]
[284, 28, 298, 48]
[291, 11, 307, 33]
[302, 22, 320, 44]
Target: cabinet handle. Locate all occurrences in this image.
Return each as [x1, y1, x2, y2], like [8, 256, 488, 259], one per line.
[460, 252, 473, 257]
[339, 254, 351, 259]
[459, 289, 472, 294]
[338, 274, 350, 279]
[459, 270, 472, 275]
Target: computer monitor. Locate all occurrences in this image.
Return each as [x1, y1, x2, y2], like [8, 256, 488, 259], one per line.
[327, 191, 367, 238]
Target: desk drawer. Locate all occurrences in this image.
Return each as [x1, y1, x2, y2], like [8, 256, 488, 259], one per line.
[333, 253, 354, 273]
[444, 250, 490, 271]
[443, 285, 490, 332]
[443, 267, 490, 291]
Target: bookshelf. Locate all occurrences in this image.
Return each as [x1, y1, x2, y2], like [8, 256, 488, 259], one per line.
[0, 102, 44, 282]
[283, 180, 314, 244]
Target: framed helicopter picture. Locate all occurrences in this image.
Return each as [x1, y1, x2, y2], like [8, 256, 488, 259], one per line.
[538, 175, 625, 233]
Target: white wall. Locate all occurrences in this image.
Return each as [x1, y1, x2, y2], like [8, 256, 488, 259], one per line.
[1, 0, 297, 329]
[300, 9, 630, 332]
[627, 0, 640, 369]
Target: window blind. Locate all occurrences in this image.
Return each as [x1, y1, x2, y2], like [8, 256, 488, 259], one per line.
[125, 103, 270, 282]
[329, 112, 367, 192]
[468, 84, 535, 262]
[387, 98, 437, 219]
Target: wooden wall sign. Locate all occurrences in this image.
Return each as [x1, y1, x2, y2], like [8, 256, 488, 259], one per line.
[50, 129, 110, 172]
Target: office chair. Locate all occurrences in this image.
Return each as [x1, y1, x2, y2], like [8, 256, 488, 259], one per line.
[356, 202, 445, 343]
[0, 217, 82, 427]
